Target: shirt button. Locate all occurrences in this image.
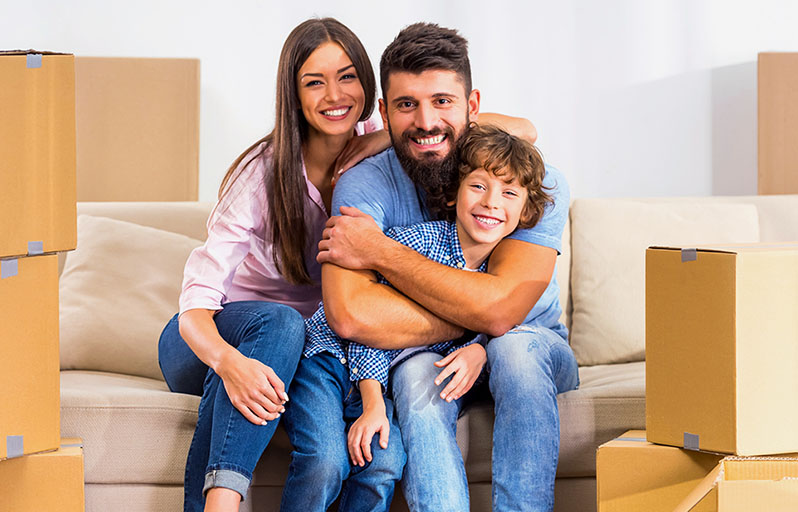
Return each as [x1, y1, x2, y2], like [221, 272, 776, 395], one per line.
[444, 255, 450, 260]
[340, 357, 347, 364]
[352, 367, 358, 374]
[457, 261, 464, 268]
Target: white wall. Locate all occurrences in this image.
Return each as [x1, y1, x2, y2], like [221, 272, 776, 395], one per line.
[3, 0, 798, 201]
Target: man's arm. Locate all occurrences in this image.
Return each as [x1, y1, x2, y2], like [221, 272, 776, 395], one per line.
[319, 213, 553, 337]
[322, 263, 463, 349]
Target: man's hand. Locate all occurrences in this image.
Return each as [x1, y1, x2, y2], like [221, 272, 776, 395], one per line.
[317, 206, 390, 269]
[433, 343, 487, 402]
[347, 399, 390, 466]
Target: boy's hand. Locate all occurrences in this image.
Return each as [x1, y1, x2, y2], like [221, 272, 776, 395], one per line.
[347, 401, 390, 467]
[433, 343, 487, 402]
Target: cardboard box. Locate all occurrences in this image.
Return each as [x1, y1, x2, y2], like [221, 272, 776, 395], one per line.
[75, 57, 200, 201]
[0, 439, 84, 511]
[758, 53, 798, 195]
[0, 255, 60, 460]
[0, 51, 77, 258]
[646, 243, 798, 455]
[597, 430, 724, 512]
[675, 456, 798, 511]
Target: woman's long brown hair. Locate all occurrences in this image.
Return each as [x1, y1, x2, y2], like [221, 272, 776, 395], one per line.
[217, 18, 375, 286]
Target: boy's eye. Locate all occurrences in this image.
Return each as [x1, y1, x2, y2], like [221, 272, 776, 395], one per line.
[503, 190, 519, 197]
[470, 183, 486, 191]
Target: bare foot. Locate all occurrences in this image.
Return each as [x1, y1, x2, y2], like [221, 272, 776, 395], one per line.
[204, 487, 241, 512]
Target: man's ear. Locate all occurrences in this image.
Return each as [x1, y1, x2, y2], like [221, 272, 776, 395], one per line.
[379, 98, 389, 129]
[467, 88, 481, 121]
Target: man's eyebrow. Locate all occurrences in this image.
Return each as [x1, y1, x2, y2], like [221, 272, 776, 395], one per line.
[300, 64, 355, 80]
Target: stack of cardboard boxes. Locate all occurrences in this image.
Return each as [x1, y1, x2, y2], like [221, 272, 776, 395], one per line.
[597, 244, 798, 511]
[0, 50, 84, 510]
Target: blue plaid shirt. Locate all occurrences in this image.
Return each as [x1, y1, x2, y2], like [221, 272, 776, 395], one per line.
[303, 220, 487, 390]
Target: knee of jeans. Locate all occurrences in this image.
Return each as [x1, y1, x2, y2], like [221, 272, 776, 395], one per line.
[294, 444, 349, 484]
[243, 303, 305, 352]
[390, 353, 447, 409]
[487, 329, 555, 391]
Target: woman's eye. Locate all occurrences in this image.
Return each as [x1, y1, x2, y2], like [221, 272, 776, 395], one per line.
[341, 73, 357, 80]
[306, 80, 323, 87]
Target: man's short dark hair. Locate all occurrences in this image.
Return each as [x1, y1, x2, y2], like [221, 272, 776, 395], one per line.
[379, 22, 472, 98]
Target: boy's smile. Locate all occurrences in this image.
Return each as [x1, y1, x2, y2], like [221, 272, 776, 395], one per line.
[455, 168, 527, 268]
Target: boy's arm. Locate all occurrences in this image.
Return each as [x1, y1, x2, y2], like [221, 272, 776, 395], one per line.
[319, 210, 555, 337]
[348, 378, 389, 467]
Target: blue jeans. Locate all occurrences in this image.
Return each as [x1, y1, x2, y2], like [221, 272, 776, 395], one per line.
[158, 301, 305, 512]
[281, 352, 406, 512]
[391, 325, 579, 512]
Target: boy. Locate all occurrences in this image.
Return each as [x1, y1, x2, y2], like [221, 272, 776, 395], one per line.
[280, 124, 552, 511]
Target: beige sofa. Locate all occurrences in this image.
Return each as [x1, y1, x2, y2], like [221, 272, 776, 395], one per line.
[57, 195, 798, 511]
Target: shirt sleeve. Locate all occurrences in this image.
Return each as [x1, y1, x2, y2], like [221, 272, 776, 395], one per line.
[347, 342, 400, 391]
[178, 151, 268, 314]
[507, 164, 570, 254]
[384, 223, 439, 258]
[332, 160, 393, 231]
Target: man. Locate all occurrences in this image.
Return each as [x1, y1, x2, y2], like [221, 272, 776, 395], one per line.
[317, 22, 578, 512]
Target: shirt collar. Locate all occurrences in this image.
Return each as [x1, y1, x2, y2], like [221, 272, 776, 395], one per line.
[446, 220, 489, 272]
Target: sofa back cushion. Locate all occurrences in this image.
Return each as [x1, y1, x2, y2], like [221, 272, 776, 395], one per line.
[568, 200, 760, 366]
[59, 215, 203, 380]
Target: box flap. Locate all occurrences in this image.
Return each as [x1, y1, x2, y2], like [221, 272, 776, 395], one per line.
[674, 462, 724, 512]
[649, 242, 798, 254]
[0, 49, 72, 56]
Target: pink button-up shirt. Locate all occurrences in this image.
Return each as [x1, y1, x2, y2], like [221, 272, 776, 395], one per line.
[179, 120, 379, 318]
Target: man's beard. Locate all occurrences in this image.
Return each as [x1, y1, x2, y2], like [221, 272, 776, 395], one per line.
[389, 123, 462, 215]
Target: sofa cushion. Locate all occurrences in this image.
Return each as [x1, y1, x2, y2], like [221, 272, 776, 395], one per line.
[568, 200, 760, 366]
[59, 215, 203, 380]
[62, 362, 645, 486]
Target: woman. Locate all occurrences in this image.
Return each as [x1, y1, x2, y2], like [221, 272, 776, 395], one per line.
[158, 18, 387, 512]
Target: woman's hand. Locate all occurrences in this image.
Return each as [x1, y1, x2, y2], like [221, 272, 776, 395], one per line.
[331, 130, 391, 186]
[347, 399, 390, 467]
[216, 348, 288, 426]
[433, 343, 487, 402]
[476, 113, 538, 145]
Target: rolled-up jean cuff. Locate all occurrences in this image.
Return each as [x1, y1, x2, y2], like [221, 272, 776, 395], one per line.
[203, 469, 250, 501]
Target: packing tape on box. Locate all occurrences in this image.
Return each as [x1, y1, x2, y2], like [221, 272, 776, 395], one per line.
[61, 442, 84, 449]
[6, 435, 24, 458]
[681, 248, 697, 262]
[684, 432, 700, 451]
[26, 53, 42, 68]
[1, 259, 19, 279]
[27, 241, 44, 255]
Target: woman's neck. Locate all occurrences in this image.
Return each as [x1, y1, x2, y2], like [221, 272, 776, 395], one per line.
[302, 129, 353, 211]
[303, 130, 351, 180]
